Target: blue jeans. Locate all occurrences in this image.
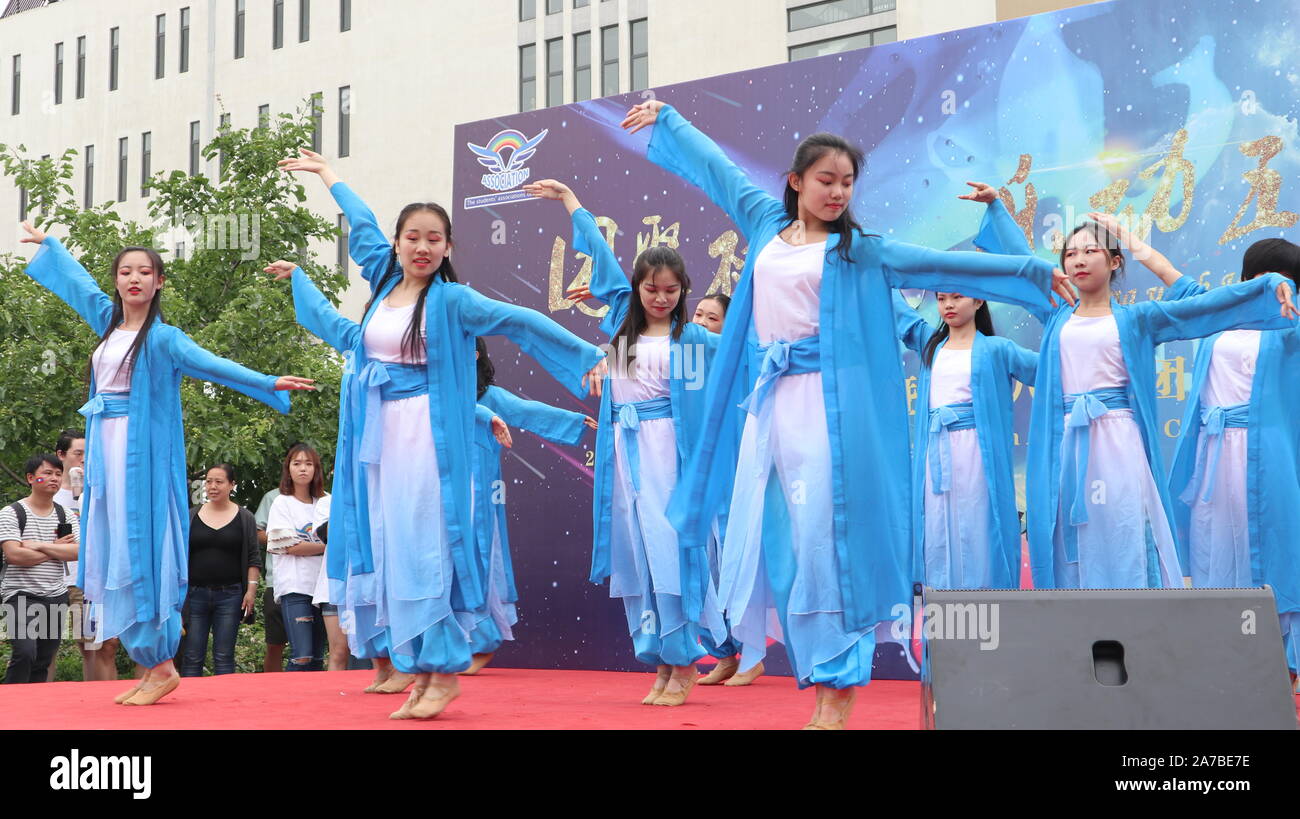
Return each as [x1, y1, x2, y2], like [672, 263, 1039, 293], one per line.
[180, 584, 243, 677]
[279, 592, 325, 671]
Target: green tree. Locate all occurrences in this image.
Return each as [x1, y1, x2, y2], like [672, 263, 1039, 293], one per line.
[0, 101, 346, 501]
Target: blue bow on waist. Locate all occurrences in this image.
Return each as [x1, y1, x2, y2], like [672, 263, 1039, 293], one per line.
[611, 395, 672, 494]
[356, 361, 429, 465]
[927, 402, 976, 495]
[78, 392, 130, 490]
[1059, 386, 1131, 561]
[1180, 402, 1250, 505]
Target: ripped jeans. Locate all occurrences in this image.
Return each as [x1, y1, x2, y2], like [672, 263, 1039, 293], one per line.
[278, 593, 326, 671]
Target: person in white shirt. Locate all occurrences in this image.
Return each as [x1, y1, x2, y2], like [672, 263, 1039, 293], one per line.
[265, 444, 330, 671]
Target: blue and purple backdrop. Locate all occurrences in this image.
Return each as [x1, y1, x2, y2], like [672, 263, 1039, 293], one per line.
[451, 0, 1300, 677]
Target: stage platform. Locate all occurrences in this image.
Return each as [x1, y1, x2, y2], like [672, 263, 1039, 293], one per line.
[0, 667, 921, 730]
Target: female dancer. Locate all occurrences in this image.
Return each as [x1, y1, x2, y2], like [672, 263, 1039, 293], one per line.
[1167, 238, 1300, 681]
[692, 293, 729, 334]
[1024, 213, 1297, 590]
[620, 100, 1069, 729]
[264, 167, 603, 718]
[524, 177, 728, 706]
[19, 221, 313, 705]
[893, 184, 1040, 590]
[461, 338, 596, 675]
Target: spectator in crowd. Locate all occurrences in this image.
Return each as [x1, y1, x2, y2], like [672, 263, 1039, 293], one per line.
[1, 454, 80, 683]
[266, 443, 330, 671]
[179, 464, 262, 676]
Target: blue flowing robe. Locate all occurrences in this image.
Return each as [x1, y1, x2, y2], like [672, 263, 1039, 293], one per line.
[1024, 272, 1297, 588]
[295, 183, 605, 660]
[645, 105, 1057, 638]
[25, 237, 291, 666]
[1166, 283, 1300, 668]
[569, 207, 724, 618]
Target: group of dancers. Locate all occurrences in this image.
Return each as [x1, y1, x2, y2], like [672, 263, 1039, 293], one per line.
[17, 98, 1299, 729]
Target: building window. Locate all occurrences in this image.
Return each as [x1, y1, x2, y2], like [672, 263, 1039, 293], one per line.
[336, 213, 348, 271]
[310, 91, 323, 153]
[337, 86, 350, 157]
[546, 0, 561, 13]
[340, 0, 351, 31]
[235, 0, 246, 59]
[141, 131, 152, 197]
[573, 31, 590, 102]
[155, 15, 166, 79]
[117, 137, 128, 202]
[11, 54, 19, 116]
[519, 44, 536, 112]
[84, 145, 94, 208]
[601, 25, 618, 97]
[788, 26, 895, 61]
[787, 0, 895, 32]
[299, 0, 311, 42]
[219, 113, 231, 173]
[180, 7, 191, 72]
[258, 103, 270, 129]
[53, 42, 63, 105]
[109, 27, 119, 91]
[545, 38, 562, 107]
[75, 36, 85, 99]
[189, 121, 201, 176]
[574, 0, 588, 6]
[273, 0, 284, 48]
[629, 19, 648, 92]
[519, 0, 534, 21]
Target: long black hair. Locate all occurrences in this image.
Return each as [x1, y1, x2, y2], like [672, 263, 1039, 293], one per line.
[1240, 237, 1300, 289]
[1059, 220, 1126, 285]
[86, 247, 168, 385]
[611, 246, 690, 374]
[921, 295, 997, 368]
[783, 133, 865, 264]
[475, 337, 495, 400]
[362, 202, 460, 364]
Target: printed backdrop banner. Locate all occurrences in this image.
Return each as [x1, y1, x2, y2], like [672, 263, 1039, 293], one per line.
[451, 0, 1300, 676]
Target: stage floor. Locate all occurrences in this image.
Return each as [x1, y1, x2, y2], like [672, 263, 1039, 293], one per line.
[0, 667, 921, 730]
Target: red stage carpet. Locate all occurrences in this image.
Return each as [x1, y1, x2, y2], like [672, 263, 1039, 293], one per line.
[0, 668, 921, 730]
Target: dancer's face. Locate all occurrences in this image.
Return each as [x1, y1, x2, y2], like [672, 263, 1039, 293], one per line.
[639, 268, 682, 322]
[289, 453, 315, 488]
[116, 251, 163, 309]
[936, 292, 983, 330]
[204, 467, 234, 503]
[789, 151, 855, 226]
[396, 211, 450, 281]
[27, 462, 62, 497]
[1062, 229, 1120, 296]
[692, 298, 725, 333]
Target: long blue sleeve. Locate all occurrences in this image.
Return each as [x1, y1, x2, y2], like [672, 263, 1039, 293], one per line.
[290, 266, 362, 354]
[1004, 340, 1039, 387]
[571, 207, 631, 338]
[24, 237, 114, 335]
[452, 285, 605, 400]
[876, 236, 1056, 321]
[645, 105, 787, 241]
[164, 327, 291, 414]
[1162, 274, 1206, 301]
[330, 181, 395, 289]
[973, 199, 1033, 256]
[1141, 272, 1297, 344]
[891, 291, 934, 354]
[481, 385, 587, 446]
[475, 403, 496, 428]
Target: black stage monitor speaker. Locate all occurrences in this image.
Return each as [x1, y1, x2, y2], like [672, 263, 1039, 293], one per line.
[919, 586, 1296, 729]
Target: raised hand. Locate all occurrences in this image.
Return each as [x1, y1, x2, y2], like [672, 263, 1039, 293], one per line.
[957, 181, 999, 204]
[564, 285, 596, 303]
[621, 100, 665, 134]
[491, 416, 513, 449]
[19, 220, 46, 245]
[1051, 268, 1078, 308]
[277, 148, 330, 175]
[582, 357, 609, 398]
[523, 179, 572, 201]
[274, 376, 317, 391]
[1277, 280, 1298, 320]
[264, 260, 297, 281]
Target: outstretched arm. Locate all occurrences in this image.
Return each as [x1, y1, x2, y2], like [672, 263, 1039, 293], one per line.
[481, 385, 590, 447]
[19, 222, 114, 335]
[279, 149, 393, 288]
[622, 101, 784, 239]
[454, 286, 607, 400]
[166, 327, 314, 414]
[1143, 272, 1298, 344]
[265, 260, 363, 355]
[891, 291, 935, 354]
